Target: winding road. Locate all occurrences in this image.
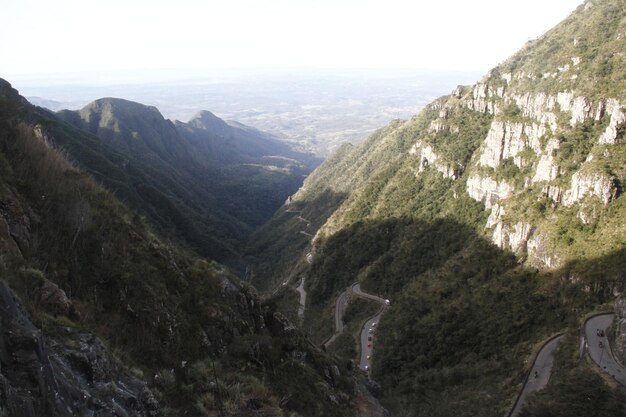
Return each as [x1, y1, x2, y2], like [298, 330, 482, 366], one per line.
[324, 283, 388, 376]
[324, 286, 351, 348]
[509, 313, 626, 416]
[353, 284, 388, 373]
[321, 285, 626, 413]
[584, 313, 626, 386]
[509, 334, 564, 417]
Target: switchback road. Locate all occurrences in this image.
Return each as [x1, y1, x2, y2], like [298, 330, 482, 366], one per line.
[324, 286, 351, 348]
[509, 334, 564, 417]
[585, 313, 626, 386]
[353, 284, 388, 373]
[323, 283, 388, 375]
[510, 313, 626, 416]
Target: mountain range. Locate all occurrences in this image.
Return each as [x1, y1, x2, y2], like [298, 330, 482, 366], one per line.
[0, 79, 353, 417]
[39, 95, 319, 267]
[1, 0, 626, 416]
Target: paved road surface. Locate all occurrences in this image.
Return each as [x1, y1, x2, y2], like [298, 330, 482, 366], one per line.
[324, 286, 351, 348]
[509, 334, 564, 417]
[585, 313, 626, 386]
[352, 284, 388, 373]
[324, 283, 389, 376]
[359, 310, 384, 373]
[352, 284, 387, 304]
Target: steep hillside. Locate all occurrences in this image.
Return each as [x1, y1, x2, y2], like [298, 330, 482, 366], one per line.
[0, 79, 355, 417]
[246, 119, 415, 291]
[249, 0, 626, 415]
[53, 97, 319, 266]
[177, 110, 317, 168]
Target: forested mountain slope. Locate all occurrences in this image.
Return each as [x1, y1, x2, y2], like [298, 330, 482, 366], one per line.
[0, 79, 354, 417]
[248, 1, 626, 415]
[53, 97, 319, 266]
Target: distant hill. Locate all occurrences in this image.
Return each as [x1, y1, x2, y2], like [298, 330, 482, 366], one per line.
[53, 97, 319, 266]
[248, 0, 626, 415]
[26, 96, 71, 111]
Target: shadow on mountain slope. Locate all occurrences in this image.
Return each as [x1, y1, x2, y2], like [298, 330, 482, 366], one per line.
[246, 188, 348, 292]
[302, 215, 626, 417]
[0, 82, 320, 269]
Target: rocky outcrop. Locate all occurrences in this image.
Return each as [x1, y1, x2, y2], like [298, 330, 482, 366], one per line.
[409, 142, 457, 179]
[429, 120, 447, 133]
[36, 278, 73, 316]
[486, 203, 505, 228]
[511, 93, 558, 131]
[478, 121, 545, 169]
[527, 232, 561, 269]
[542, 185, 565, 204]
[491, 222, 534, 255]
[510, 92, 621, 132]
[531, 138, 560, 183]
[0, 281, 159, 417]
[0, 216, 22, 259]
[577, 202, 598, 225]
[466, 175, 513, 210]
[563, 171, 618, 206]
[598, 99, 625, 144]
[466, 83, 498, 114]
[0, 206, 35, 257]
[557, 93, 594, 126]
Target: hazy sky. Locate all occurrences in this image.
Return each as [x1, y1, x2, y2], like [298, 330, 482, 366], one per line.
[3, 0, 583, 77]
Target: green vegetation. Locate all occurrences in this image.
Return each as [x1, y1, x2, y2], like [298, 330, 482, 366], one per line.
[303, 216, 576, 416]
[246, 188, 347, 292]
[555, 118, 609, 177]
[328, 298, 380, 365]
[2, 1, 624, 416]
[501, 0, 626, 99]
[428, 106, 493, 168]
[50, 97, 320, 266]
[343, 297, 380, 326]
[327, 332, 358, 368]
[0, 80, 354, 417]
[248, 2, 626, 416]
[520, 332, 626, 417]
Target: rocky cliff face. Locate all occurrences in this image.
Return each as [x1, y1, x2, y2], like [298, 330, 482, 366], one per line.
[247, 1, 626, 416]
[0, 281, 159, 417]
[463, 84, 624, 265]
[397, 0, 626, 267]
[274, 0, 626, 274]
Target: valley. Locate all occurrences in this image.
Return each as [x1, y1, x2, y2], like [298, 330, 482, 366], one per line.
[1, 0, 626, 416]
[246, 1, 626, 415]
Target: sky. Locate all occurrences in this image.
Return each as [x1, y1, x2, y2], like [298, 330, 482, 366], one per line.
[2, 0, 583, 79]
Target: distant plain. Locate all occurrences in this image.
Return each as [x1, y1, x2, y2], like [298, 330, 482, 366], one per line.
[16, 68, 481, 155]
